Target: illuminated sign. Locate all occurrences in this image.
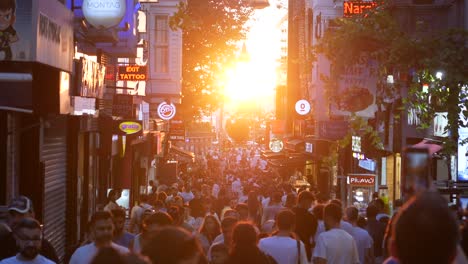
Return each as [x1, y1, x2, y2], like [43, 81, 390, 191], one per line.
[118, 65, 147, 81]
[82, 0, 126, 29]
[269, 139, 284, 153]
[157, 102, 176, 120]
[343, 1, 377, 17]
[119, 121, 142, 135]
[348, 174, 375, 186]
[295, 99, 311, 115]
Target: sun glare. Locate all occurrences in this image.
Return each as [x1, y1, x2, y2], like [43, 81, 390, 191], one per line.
[221, 5, 285, 109]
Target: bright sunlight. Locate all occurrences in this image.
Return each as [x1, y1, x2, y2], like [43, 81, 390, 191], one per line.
[221, 3, 286, 110]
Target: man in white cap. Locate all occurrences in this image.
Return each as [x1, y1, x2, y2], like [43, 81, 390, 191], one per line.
[0, 196, 58, 262]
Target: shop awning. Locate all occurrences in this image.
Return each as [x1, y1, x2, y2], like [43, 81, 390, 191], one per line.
[285, 139, 305, 152]
[261, 151, 285, 160]
[268, 156, 307, 168]
[170, 146, 195, 161]
[412, 139, 443, 155]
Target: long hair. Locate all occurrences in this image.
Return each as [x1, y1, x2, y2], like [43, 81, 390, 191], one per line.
[198, 215, 221, 243]
[229, 222, 271, 264]
[247, 191, 260, 218]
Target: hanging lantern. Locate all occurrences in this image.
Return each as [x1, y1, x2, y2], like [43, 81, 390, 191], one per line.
[249, 0, 270, 9]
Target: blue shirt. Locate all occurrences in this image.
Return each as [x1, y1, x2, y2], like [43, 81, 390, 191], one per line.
[113, 232, 135, 248]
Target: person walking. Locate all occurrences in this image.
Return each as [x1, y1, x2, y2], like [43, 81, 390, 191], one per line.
[0, 218, 55, 264]
[259, 210, 309, 264]
[226, 222, 277, 264]
[69, 211, 129, 264]
[293, 191, 318, 262]
[313, 203, 359, 264]
[345, 206, 374, 264]
[111, 209, 135, 248]
[0, 196, 58, 263]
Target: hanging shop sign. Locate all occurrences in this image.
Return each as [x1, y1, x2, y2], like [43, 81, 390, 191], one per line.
[295, 99, 311, 115]
[119, 121, 142, 135]
[112, 94, 134, 118]
[157, 102, 176, 120]
[347, 174, 376, 186]
[352, 136, 361, 152]
[269, 138, 284, 153]
[118, 65, 147, 81]
[82, 0, 126, 29]
[343, 1, 377, 17]
[76, 57, 106, 98]
[113, 120, 143, 136]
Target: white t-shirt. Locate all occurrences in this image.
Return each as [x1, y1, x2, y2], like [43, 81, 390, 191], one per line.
[0, 254, 55, 264]
[69, 242, 129, 264]
[340, 220, 354, 235]
[179, 191, 195, 203]
[259, 236, 309, 264]
[313, 228, 360, 264]
[313, 220, 326, 244]
[349, 226, 373, 264]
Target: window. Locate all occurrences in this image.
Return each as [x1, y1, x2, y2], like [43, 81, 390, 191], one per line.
[155, 15, 169, 74]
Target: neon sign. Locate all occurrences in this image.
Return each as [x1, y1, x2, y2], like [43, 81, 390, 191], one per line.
[343, 2, 377, 17]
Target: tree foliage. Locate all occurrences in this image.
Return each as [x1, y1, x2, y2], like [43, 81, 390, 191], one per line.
[316, 1, 468, 155]
[170, 0, 253, 121]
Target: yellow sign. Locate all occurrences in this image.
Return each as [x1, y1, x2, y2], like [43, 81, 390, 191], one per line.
[119, 121, 142, 135]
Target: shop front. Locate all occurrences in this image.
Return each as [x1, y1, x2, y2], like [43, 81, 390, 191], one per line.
[347, 174, 376, 213]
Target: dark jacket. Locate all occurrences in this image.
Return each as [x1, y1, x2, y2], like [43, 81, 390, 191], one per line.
[367, 219, 387, 257]
[0, 231, 59, 262]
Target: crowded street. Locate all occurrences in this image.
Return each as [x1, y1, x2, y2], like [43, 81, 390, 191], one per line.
[1, 0, 468, 263]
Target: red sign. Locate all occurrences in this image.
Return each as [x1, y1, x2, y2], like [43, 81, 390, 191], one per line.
[348, 174, 375, 186]
[343, 2, 377, 17]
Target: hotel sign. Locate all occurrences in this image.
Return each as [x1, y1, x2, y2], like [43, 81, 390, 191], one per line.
[343, 2, 377, 17]
[118, 65, 147, 81]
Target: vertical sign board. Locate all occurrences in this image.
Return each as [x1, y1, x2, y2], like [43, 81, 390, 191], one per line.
[458, 105, 468, 181]
[112, 94, 134, 118]
[332, 60, 378, 118]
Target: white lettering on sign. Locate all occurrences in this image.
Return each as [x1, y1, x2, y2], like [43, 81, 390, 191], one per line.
[82, 0, 126, 29]
[348, 175, 375, 186]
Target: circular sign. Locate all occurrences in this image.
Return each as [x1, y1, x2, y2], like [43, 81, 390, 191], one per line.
[295, 99, 311, 115]
[157, 102, 176, 120]
[83, 0, 126, 29]
[269, 139, 284, 153]
[119, 121, 142, 135]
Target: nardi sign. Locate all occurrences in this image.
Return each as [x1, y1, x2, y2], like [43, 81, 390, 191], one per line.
[343, 1, 377, 17]
[118, 65, 147, 81]
[113, 120, 143, 136]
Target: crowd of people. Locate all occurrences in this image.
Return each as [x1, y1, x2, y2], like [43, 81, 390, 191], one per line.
[1, 147, 468, 264]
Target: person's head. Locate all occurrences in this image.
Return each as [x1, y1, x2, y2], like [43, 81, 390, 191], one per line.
[323, 203, 342, 230]
[199, 215, 221, 236]
[285, 193, 297, 208]
[222, 209, 239, 221]
[221, 217, 238, 243]
[0, 0, 15, 31]
[91, 211, 115, 245]
[391, 191, 459, 264]
[272, 191, 282, 204]
[173, 196, 184, 207]
[142, 212, 173, 233]
[373, 198, 385, 212]
[275, 209, 295, 231]
[312, 204, 324, 221]
[231, 222, 258, 250]
[107, 190, 118, 203]
[297, 191, 314, 209]
[366, 204, 379, 220]
[111, 209, 126, 234]
[140, 194, 148, 204]
[357, 216, 367, 229]
[7, 196, 34, 228]
[210, 243, 229, 264]
[142, 227, 206, 264]
[329, 199, 342, 208]
[345, 206, 359, 224]
[167, 206, 182, 225]
[157, 192, 168, 203]
[235, 203, 249, 220]
[13, 217, 42, 260]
